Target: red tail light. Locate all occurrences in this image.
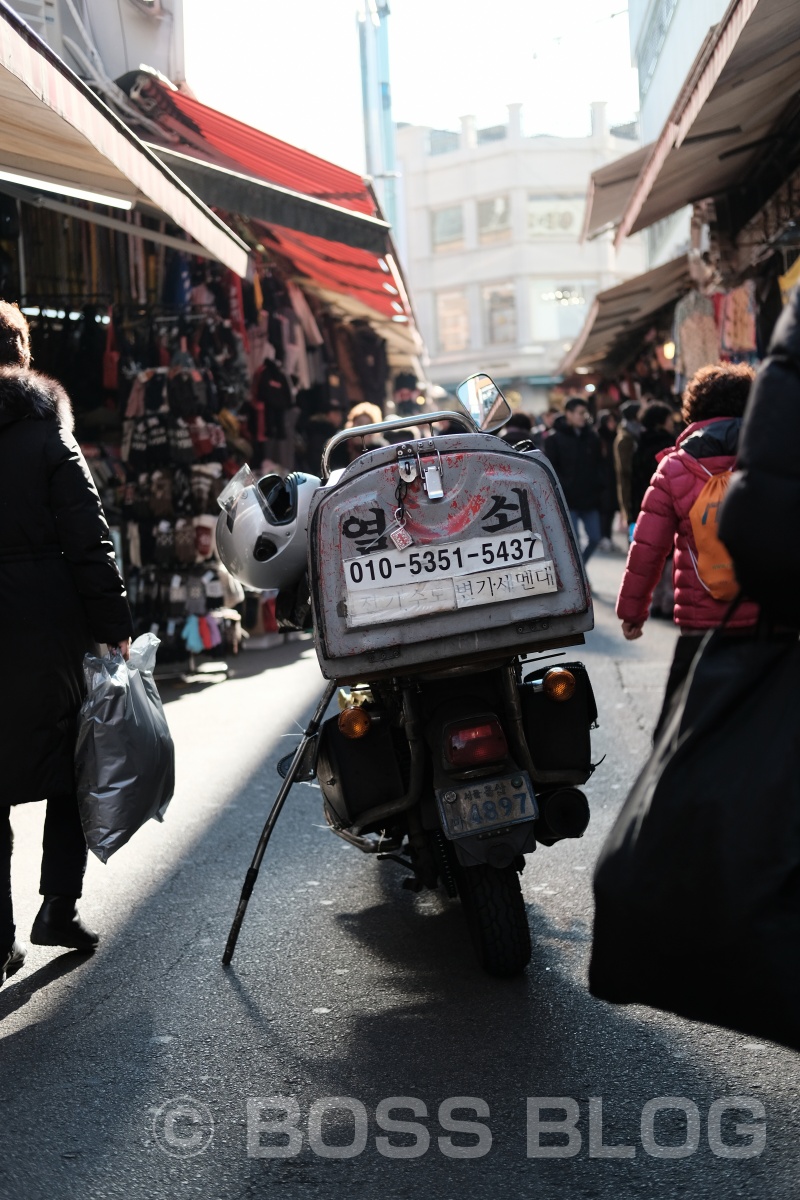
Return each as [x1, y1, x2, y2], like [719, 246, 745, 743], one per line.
[444, 717, 508, 768]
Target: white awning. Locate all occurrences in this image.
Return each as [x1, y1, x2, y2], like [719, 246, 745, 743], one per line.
[0, 3, 249, 275]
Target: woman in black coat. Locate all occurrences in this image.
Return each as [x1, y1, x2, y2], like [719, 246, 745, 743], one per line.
[0, 303, 132, 984]
[720, 287, 800, 624]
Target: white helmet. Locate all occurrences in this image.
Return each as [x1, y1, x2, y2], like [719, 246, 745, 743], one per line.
[216, 467, 320, 591]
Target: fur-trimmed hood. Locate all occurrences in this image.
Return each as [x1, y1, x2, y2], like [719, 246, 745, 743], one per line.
[0, 367, 74, 432]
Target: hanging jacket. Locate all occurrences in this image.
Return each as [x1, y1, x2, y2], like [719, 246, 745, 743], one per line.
[543, 416, 602, 510]
[0, 368, 132, 804]
[720, 287, 800, 624]
[617, 417, 759, 631]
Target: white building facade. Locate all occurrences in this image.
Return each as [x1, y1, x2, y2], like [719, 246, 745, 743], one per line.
[628, 0, 729, 265]
[396, 103, 646, 399]
[10, 1, 185, 86]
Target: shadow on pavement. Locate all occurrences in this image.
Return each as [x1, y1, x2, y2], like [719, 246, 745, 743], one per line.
[159, 638, 315, 705]
[0, 675, 797, 1200]
[0, 951, 92, 1019]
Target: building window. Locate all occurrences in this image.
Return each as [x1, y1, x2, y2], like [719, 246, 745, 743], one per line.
[436, 291, 471, 354]
[527, 196, 584, 240]
[530, 280, 596, 342]
[637, 0, 680, 101]
[483, 283, 517, 346]
[431, 206, 464, 252]
[477, 196, 511, 244]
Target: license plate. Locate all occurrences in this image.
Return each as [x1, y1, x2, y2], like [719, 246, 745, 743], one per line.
[436, 772, 538, 840]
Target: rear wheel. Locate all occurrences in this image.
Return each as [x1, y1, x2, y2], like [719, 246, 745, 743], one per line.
[456, 862, 532, 977]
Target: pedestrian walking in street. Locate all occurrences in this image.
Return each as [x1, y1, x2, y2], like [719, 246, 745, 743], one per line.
[499, 411, 534, 446]
[616, 362, 758, 737]
[532, 406, 559, 449]
[630, 402, 676, 520]
[0, 303, 133, 985]
[720, 287, 800, 624]
[544, 397, 603, 563]
[631, 401, 677, 618]
[613, 399, 642, 535]
[596, 409, 619, 550]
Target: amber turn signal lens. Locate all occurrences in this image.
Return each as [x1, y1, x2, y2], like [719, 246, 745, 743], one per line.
[543, 668, 576, 702]
[338, 707, 372, 739]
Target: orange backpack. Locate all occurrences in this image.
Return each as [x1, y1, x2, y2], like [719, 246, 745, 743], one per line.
[688, 466, 738, 602]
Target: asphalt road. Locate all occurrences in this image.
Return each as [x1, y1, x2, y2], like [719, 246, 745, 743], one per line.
[2, 546, 799, 1199]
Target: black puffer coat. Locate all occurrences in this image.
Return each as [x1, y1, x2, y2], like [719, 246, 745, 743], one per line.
[0, 368, 132, 804]
[544, 416, 603, 510]
[720, 289, 800, 625]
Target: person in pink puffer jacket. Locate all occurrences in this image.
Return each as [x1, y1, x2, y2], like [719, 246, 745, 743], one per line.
[617, 363, 759, 735]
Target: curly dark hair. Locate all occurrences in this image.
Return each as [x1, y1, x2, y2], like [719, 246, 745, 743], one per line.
[681, 363, 754, 424]
[0, 301, 31, 368]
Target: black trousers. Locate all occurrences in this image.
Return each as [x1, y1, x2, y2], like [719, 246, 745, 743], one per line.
[0, 793, 88, 950]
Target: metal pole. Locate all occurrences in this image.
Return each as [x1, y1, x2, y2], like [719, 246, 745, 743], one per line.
[222, 678, 338, 966]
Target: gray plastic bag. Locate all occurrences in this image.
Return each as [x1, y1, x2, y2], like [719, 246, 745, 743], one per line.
[75, 633, 175, 863]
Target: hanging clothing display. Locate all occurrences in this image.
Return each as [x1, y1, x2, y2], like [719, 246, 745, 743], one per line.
[673, 290, 721, 384]
[717, 281, 758, 355]
[14, 188, 395, 670]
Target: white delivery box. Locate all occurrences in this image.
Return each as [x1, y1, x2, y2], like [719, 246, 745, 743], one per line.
[307, 433, 593, 681]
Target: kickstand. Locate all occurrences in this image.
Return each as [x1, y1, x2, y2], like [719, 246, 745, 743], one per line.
[222, 678, 338, 966]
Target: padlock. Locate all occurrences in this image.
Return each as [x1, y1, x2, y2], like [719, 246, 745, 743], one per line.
[398, 457, 417, 484]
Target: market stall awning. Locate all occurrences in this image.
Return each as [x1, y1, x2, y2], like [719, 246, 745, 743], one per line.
[581, 143, 652, 241]
[120, 73, 425, 370]
[560, 256, 691, 374]
[127, 76, 390, 254]
[258, 224, 408, 322]
[613, 0, 800, 244]
[0, 1, 248, 275]
[254, 221, 423, 372]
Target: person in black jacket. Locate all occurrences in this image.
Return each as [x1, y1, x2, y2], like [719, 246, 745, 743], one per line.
[630, 401, 676, 519]
[720, 287, 800, 625]
[0, 303, 133, 984]
[544, 397, 603, 563]
[596, 409, 619, 548]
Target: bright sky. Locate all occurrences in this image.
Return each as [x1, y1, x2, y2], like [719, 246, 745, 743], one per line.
[184, 1, 639, 172]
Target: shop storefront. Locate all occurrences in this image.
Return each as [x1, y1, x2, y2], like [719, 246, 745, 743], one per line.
[567, 0, 800, 396]
[0, 6, 426, 674]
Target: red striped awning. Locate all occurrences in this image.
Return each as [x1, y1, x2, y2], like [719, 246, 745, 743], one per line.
[258, 223, 408, 321]
[134, 78, 377, 216]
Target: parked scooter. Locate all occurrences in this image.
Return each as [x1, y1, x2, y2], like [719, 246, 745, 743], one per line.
[217, 377, 597, 976]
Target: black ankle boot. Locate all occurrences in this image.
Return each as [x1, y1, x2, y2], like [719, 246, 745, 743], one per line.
[1, 939, 27, 985]
[31, 897, 99, 951]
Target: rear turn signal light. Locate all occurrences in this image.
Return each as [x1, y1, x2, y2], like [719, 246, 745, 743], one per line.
[543, 668, 576, 702]
[338, 707, 372, 739]
[444, 717, 508, 768]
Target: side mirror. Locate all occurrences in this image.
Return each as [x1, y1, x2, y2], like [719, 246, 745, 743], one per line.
[455, 374, 512, 433]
